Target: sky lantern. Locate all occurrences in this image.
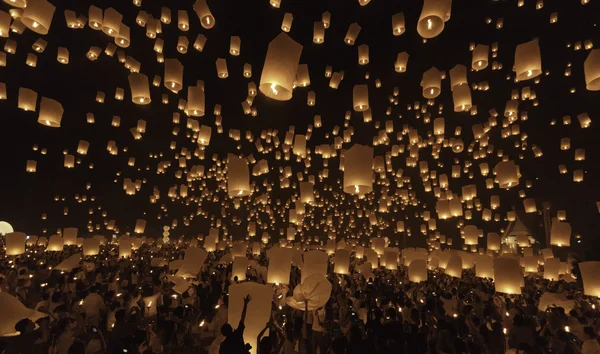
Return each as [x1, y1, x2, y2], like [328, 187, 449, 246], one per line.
[5, 232, 26, 255]
[186, 85, 205, 117]
[584, 49, 600, 90]
[193, 0, 215, 29]
[343, 144, 373, 196]
[227, 154, 251, 197]
[128, 73, 151, 105]
[344, 23, 361, 45]
[494, 257, 524, 294]
[259, 33, 303, 101]
[102, 8, 121, 37]
[472, 44, 489, 70]
[21, 0, 55, 35]
[38, 97, 63, 127]
[580, 262, 600, 297]
[392, 12, 405, 35]
[164, 59, 184, 93]
[353, 84, 369, 111]
[417, 0, 451, 39]
[550, 219, 571, 247]
[421, 67, 442, 98]
[282, 13, 293, 32]
[334, 249, 350, 274]
[514, 39, 542, 81]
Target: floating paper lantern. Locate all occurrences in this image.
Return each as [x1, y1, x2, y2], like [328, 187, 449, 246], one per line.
[18, 88, 37, 112]
[475, 255, 494, 278]
[392, 12, 405, 35]
[494, 257, 523, 294]
[550, 219, 571, 247]
[232, 256, 249, 281]
[579, 262, 600, 297]
[83, 238, 99, 256]
[26, 160, 36, 172]
[514, 39, 542, 81]
[353, 84, 369, 111]
[523, 198, 537, 213]
[344, 23, 361, 45]
[227, 154, 251, 197]
[409, 259, 427, 282]
[487, 233, 500, 251]
[358, 44, 369, 65]
[5, 232, 26, 255]
[343, 144, 373, 195]
[395, 52, 409, 72]
[259, 33, 303, 101]
[584, 50, 600, 90]
[38, 97, 63, 127]
[177, 10, 189, 31]
[134, 219, 146, 234]
[165, 59, 184, 93]
[119, 240, 131, 258]
[421, 67, 442, 98]
[282, 13, 293, 32]
[177, 36, 189, 53]
[21, 0, 55, 35]
[88, 6, 103, 30]
[417, 0, 451, 38]
[186, 85, 205, 117]
[452, 84, 472, 112]
[102, 8, 121, 37]
[445, 253, 462, 277]
[57, 47, 69, 64]
[313, 21, 325, 44]
[472, 44, 489, 70]
[47, 234, 64, 251]
[63, 227, 77, 245]
[193, 0, 215, 29]
[334, 249, 350, 274]
[63, 154, 74, 168]
[494, 161, 520, 188]
[128, 73, 151, 105]
[449, 64, 467, 89]
[116, 23, 130, 48]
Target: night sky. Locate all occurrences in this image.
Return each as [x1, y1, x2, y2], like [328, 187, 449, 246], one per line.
[1, 0, 599, 258]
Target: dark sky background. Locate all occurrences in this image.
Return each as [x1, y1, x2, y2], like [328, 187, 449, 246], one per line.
[1, 0, 599, 258]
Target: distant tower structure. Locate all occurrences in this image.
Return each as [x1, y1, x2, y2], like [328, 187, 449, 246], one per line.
[542, 201, 552, 247]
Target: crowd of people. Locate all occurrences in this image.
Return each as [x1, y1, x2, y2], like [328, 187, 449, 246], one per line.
[1, 242, 600, 354]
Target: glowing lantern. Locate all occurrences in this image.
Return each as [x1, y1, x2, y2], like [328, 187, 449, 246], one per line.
[417, 0, 451, 39]
[395, 52, 409, 72]
[334, 249, 350, 274]
[392, 12, 405, 35]
[494, 161, 520, 188]
[494, 257, 523, 294]
[584, 50, 600, 90]
[472, 44, 489, 70]
[421, 67, 442, 98]
[550, 219, 571, 247]
[18, 88, 37, 112]
[57, 47, 69, 64]
[445, 253, 462, 277]
[358, 44, 369, 65]
[26, 160, 36, 172]
[128, 73, 151, 105]
[47, 234, 64, 251]
[83, 238, 99, 256]
[134, 219, 146, 234]
[164, 59, 184, 93]
[21, 0, 55, 35]
[452, 85, 472, 112]
[514, 39, 542, 81]
[232, 257, 249, 281]
[62, 227, 77, 245]
[344, 23, 361, 45]
[408, 259, 427, 282]
[343, 144, 373, 195]
[313, 21, 325, 44]
[353, 84, 369, 111]
[523, 198, 537, 213]
[116, 24, 130, 48]
[230, 36, 241, 56]
[186, 85, 205, 117]
[580, 262, 600, 297]
[38, 97, 63, 127]
[193, 0, 215, 29]
[5, 232, 26, 255]
[102, 8, 121, 37]
[227, 154, 251, 197]
[282, 13, 293, 32]
[259, 33, 303, 101]
[475, 255, 494, 278]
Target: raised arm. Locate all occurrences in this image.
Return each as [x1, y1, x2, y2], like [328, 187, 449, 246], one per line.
[240, 294, 252, 328]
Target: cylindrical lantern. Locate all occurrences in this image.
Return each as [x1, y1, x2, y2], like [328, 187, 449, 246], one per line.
[550, 219, 571, 247]
[584, 49, 600, 91]
[193, 0, 215, 29]
[164, 58, 184, 93]
[421, 67, 442, 98]
[259, 33, 303, 101]
[344, 23, 361, 45]
[186, 85, 205, 117]
[102, 7, 121, 37]
[395, 52, 409, 72]
[417, 0, 451, 39]
[580, 262, 600, 297]
[392, 12, 405, 35]
[21, 0, 55, 35]
[409, 259, 427, 282]
[334, 249, 350, 274]
[493, 257, 523, 294]
[357, 44, 369, 65]
[38, 97, 63, 127]
[353, 84, 369, 111]
[5, 232, 26, 255]
[128, 73, 151, 104]
[514, 39, 542, 81]
[472, 44, 489, 70]
[282, 13, 293, 32]
[313, 21, 325, 44]
[227, 154, 251, 197]
[343, 144, 373, 195]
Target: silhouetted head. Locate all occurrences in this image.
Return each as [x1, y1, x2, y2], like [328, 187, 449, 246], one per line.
[221, 323, 233, 337]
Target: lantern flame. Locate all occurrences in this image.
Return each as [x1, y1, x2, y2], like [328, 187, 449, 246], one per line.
[270, 83, 278, 95]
